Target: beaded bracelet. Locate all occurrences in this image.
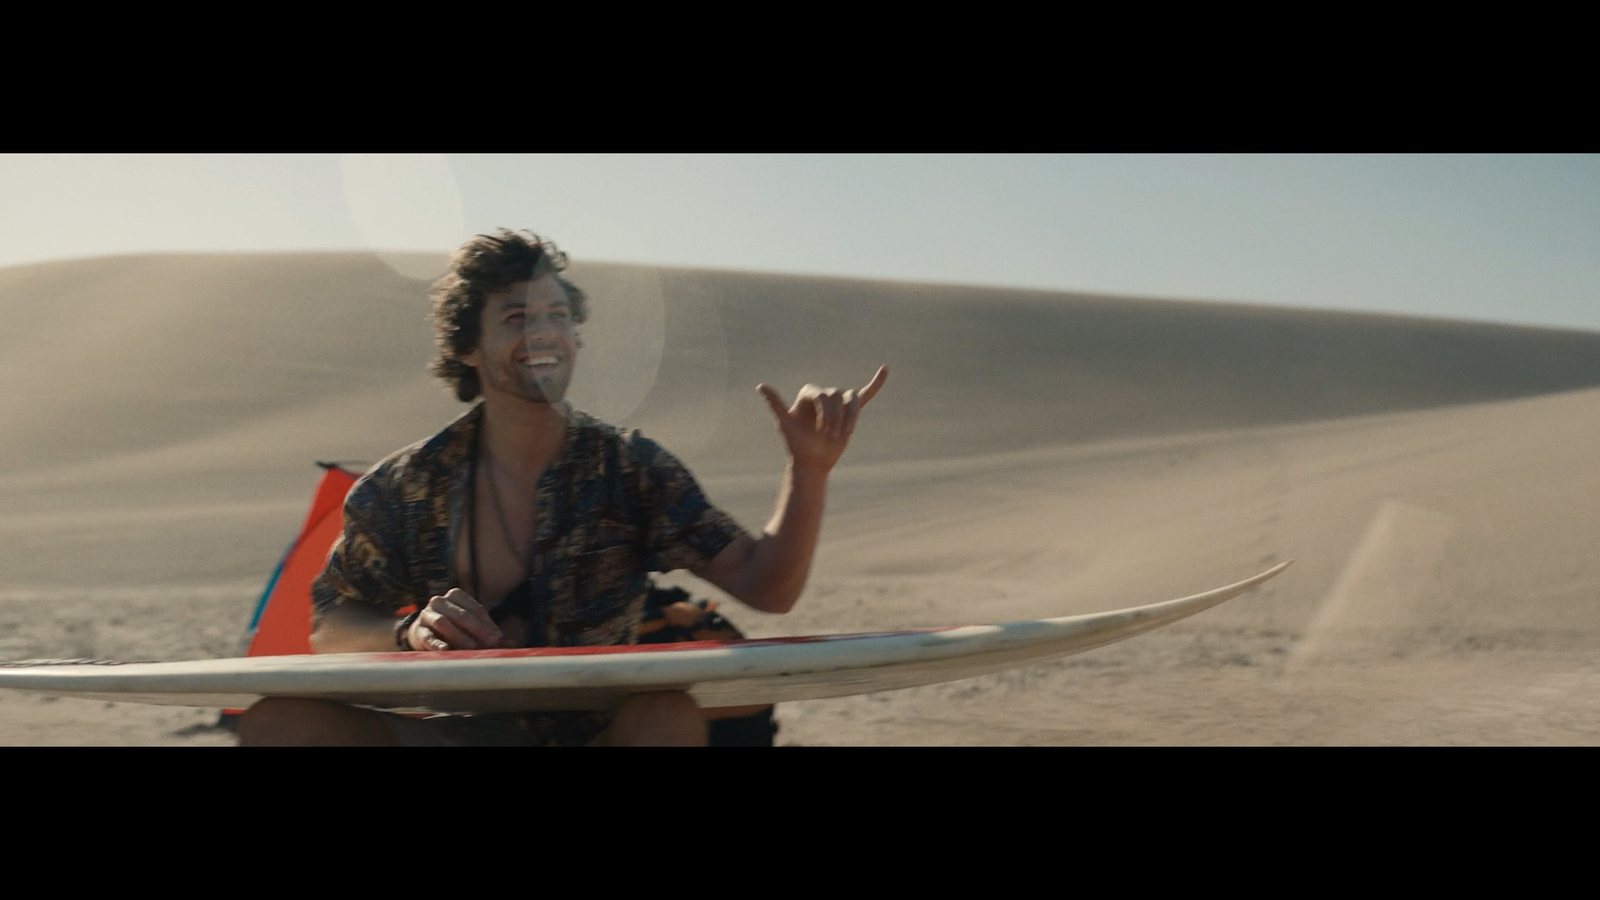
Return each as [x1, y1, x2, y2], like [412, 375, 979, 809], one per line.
[395, 610, 423, 650]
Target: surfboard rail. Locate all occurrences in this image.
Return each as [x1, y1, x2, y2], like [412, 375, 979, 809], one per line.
[0, 561, 1291, 712]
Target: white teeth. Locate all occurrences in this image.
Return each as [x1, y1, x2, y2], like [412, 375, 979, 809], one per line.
[525, 356, 559, 366]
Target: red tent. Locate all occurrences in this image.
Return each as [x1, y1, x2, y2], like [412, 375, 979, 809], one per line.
[240, 463, 361, 658]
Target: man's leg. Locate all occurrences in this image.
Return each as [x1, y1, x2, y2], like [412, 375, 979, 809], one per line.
[237, 697, 398, 746]
[594, 691, 706, 746]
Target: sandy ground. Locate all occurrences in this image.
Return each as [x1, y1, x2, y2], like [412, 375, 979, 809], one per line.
[3, 253, 1599, 745]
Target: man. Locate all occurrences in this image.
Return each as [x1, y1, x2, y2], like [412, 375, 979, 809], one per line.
[238, 229, 886, 745]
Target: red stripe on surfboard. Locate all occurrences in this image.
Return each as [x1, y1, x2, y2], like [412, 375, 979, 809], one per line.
[362, 628, 962, 663]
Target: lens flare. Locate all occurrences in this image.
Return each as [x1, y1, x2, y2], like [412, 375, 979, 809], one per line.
[339, 154, 465, 282]
[559, 265, 667, 426]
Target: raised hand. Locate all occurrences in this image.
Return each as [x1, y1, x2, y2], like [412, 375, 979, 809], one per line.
[406, 587, 507, 651]
[757, 365, 888, 473]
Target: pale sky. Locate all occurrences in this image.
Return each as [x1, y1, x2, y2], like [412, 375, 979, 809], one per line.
[3, 154, 1597, 331]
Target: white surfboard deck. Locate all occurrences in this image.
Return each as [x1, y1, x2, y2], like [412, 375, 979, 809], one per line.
[0, 562, 1289, 713]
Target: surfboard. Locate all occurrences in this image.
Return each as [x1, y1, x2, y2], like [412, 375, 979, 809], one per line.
[0, 562, 1289, 713]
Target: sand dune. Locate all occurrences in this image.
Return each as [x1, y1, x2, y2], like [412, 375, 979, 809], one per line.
[2, 253, 1598, 744]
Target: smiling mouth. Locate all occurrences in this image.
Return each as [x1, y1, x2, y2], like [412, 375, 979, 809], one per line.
[522, 355, 562, 369]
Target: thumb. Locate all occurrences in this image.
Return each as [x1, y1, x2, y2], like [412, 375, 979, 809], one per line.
[757, 384, 790, 423]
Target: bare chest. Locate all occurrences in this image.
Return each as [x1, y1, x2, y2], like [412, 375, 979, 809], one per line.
[443, 441, 652, 648]
[453, 468, 540, 612]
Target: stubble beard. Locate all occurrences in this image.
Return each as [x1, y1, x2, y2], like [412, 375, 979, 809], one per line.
[486, 359, 570, 405]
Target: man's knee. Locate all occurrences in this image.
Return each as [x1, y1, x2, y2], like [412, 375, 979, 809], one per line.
[603, 691, 706, 746]
[237, 697, 393, 746]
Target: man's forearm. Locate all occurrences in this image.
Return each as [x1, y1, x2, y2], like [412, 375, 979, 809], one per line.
[724, 461, 828, 614]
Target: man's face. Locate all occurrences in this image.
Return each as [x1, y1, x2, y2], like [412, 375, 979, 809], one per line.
[467, 275, 578, 405]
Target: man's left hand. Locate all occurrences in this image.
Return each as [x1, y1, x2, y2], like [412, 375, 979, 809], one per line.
[757, 365, 888, 473]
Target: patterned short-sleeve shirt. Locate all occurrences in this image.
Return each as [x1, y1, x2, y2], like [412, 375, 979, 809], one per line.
[311, 402, 749, 648]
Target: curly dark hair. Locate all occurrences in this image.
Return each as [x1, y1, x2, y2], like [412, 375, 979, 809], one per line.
[429, 229, 589, 402]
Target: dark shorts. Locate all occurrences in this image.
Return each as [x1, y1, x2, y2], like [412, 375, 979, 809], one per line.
[379, 710, 614, 747]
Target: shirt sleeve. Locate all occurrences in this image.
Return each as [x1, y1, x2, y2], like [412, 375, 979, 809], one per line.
[309, 468, 419, 626]
[628, 434, 751, 574]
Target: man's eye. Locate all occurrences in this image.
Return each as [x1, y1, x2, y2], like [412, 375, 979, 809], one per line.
[551, 311, 569, 322]
[507, 313, 525, 324]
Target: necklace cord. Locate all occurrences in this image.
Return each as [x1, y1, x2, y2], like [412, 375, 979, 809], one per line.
[484, 446, 535, 573]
